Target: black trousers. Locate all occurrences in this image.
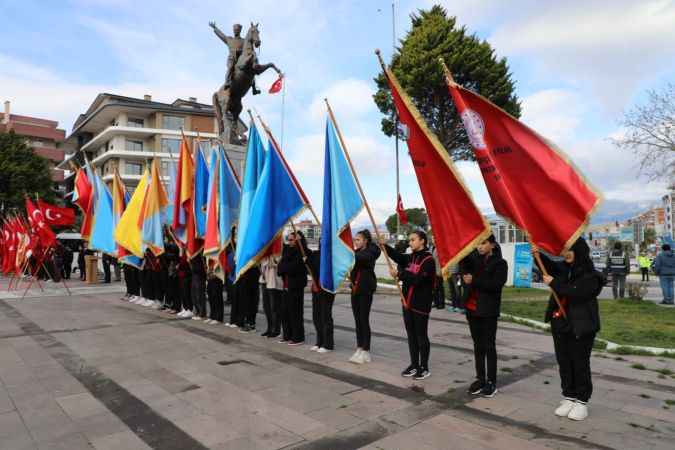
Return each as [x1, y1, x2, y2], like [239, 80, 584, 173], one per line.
[64, 262, 72, 280]
[263, 288, 282, 334]
[641, 268, 650, 281]
[286, 288, 305, 343]
[244, 282, 260, 326]
[313, 291, 335, 350]
[167, 276, 179, 310]
[351, 293, 373, 351]
[280, 289, 291, 341]
[403, 307, 431, 370]
[103, 260, 111, 283]
[157, 269, 168, 305]
[141, 270, 154, 300]
[553, 332, 595, 402]
[208, 278, 224, 322]
[229, 280, 242, 325]
[180, 276, 193, 311]
[192, 273, 206, 317]
[124, 266, 140, 296]
[467, 315, 498, 383]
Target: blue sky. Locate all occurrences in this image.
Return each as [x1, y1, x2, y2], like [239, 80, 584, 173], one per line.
[2, 0, 674, 226]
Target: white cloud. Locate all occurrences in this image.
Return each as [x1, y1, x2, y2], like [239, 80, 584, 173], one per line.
[520, 89, 583, 143]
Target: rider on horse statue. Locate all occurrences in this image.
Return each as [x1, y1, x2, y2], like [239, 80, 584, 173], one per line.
[209, 22, 261, 95]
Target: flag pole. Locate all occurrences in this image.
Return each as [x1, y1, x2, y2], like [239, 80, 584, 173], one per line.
[324, 97, 408, 307]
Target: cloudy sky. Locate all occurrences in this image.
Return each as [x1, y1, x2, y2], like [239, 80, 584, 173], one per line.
[2, 0, 674, 226]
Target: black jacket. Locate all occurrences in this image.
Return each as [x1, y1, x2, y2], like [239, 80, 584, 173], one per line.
[539, 239, 601, 337]
[350, 242, 381, 295]
[384, 245, 435, 312]
[460, 249, 508, 318]
[278, 244, 308, 290]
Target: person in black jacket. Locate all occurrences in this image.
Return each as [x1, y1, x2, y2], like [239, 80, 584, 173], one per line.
[534, 237, 601, 422]
[349, 230, 381, 364]
[382, 230, 435, 380]
[277, 231, 308, 346]
[461, 234, 507, 398]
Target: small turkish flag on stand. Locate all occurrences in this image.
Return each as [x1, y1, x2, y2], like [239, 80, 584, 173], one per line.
[268, 74, 283, 94]
[37, 199, 75, 226]
[396, 194, 409, 225]
[25, 197, 56, 248]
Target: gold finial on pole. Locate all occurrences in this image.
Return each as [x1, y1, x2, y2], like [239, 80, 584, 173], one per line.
[438, 57, 458, 88]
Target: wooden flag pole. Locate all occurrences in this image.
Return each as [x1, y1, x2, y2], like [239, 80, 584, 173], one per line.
[529, 241, 567, 319]
[324, 98, 407, 307]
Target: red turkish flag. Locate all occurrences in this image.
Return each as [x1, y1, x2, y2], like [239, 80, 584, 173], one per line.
[396, 194, 409, 225]
[37, 199, 75, 226]
[383, 64, 491, 276]
[25, 197, 56, 249]
[268, 74, 283, 94]
[445, 78, 601, 255]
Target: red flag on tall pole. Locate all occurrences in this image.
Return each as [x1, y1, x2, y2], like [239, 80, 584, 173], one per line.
[268, 74, 283, 94]
[441, 60, 602, 255]
[37, 199, 75, 226]
[25, 197, 56, 249]
[376, 51, 491, 276]
[396, 194, 409, 225]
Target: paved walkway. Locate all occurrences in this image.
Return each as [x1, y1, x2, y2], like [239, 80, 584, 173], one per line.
[0, 277, 674, 449]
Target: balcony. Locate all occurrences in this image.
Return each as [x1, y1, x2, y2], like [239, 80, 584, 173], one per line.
[80, 125, 218, 153]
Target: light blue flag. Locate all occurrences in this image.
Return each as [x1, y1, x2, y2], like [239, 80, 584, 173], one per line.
[235, 140, 306, 279]
[194, 143, 210, 238]
[319, 117, 364, 292]
[235, 123, 266, 269]
[89, 172, 116, 254]
[217, 145, 242, 247]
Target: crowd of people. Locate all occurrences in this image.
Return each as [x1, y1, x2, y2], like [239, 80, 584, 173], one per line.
[108, 228, 604, 421]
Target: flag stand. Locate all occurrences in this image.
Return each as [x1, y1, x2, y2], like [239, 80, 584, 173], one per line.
[324, 98, 408, 309]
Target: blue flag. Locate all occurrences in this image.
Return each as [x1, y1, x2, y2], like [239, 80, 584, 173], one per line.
[235, 123, 266, 270]
[319, 117, 364, 292]
[89, 172, 116, 254]
[235, 139, 306, 279]
[218, 145, 242, 247]
[194, 142, 210, 238]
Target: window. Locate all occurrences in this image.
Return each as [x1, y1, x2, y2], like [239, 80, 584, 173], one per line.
[162, 115, 184, 130]
[127, 118, 144, 128]
[126, 161, 143, 176]
[161, 161, 175, 178]
[127, 139, 143, 151]
[161, 138, 181, 155]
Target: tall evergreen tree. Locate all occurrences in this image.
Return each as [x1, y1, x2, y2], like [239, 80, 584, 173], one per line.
[374, 5, 521, 161]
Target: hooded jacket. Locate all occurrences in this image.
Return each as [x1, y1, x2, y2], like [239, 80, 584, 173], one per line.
[384, 244, 435, 312]
[350, 242, 381, 296]
[653, 250, 675, 276]
[278, 243, 308, 290]
[540, 238, 602, 337]
[459, 245, 508, 318]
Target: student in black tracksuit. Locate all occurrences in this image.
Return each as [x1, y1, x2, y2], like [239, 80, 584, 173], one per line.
[383, 230, 435, 380]
[460, 234, 507, 398]
[349, 230, 381, 364]
[278, 231, 308, 346]
[191, 255, 207, 319]
[207, 261, 224, 323]
[308, 247, 335, 352]
[535, 237, 601, 422]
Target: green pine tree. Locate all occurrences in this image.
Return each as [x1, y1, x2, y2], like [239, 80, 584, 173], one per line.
[374, 5, 521, 161]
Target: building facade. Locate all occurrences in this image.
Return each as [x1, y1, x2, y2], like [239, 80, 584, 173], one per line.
[1, 100, 66, 190]
[663, 187, 675, 240]
[58, 93, 247, 193]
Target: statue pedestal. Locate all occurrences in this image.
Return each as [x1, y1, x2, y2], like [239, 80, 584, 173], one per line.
[220, 138, 247, 180]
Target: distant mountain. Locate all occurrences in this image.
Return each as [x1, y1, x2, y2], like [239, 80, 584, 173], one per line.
[590, 199, 659, 224]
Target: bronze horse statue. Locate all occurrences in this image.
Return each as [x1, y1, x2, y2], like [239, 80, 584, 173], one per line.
[212, 23, 280, 143]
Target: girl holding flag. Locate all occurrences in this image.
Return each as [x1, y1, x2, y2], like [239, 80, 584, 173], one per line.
[382, 230, 435, 380]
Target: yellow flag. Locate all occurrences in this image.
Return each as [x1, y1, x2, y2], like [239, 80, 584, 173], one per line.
[114, 168, 149, 257]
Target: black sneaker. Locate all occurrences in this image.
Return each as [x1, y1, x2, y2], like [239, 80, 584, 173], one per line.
[267, 333, 280, 339]
[413, 368, 431, 380]
[401, 365, 418, 377]
[480, 381, 497, 398]
[469, 379, 485, 395]
[238, 325, 252, 333]
[261, 331, 270, 337]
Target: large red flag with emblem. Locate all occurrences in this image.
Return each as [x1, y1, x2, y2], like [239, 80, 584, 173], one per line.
[37, 199, 75, 226]
[380, 56, 491, 276]
[443, 69, 602, 255]
[26, 197, 56, 249]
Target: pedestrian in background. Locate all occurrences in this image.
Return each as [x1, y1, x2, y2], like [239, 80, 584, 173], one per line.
[606, 242, 629, 299]
[653, 244, 675, 305]
[638, 253, 651, 282]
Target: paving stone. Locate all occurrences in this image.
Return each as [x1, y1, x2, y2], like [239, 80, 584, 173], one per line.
[89, 430, 152, 450]
[55, 393, 108, 421]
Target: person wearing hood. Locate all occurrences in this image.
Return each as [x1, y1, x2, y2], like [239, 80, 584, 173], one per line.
[653, 244, 675, 305]
[460, 234, 508, 398]
[349, 230, 381, 364]
[277, 231, 309, 346]
[382, 230, 435, 381]
[534, 237, 602, 422]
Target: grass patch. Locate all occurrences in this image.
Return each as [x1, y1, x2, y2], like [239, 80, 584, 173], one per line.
[500, 367, 513, 373]
[500, 292, 675, 349]
[665, 399, 675, 406]
[593, 340, 608, 350]
[656, 368, 674, 376]
[377, 278, 396, 285]
[631, 363, 647, 370]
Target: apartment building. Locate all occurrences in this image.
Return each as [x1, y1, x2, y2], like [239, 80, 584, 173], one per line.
[1, 100, 66, 189]
[58, 93, 246, 192]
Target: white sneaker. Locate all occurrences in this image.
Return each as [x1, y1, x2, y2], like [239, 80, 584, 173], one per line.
[130, 296, 142, 304]
[555, 398, 576, 417]
[317, 347, 331, 353]
[181, 310, 194, 319]
[349, 349, 363, 363]
[141, 299, 153, 307]
[176, 309, 186, 318]
[151, 301, 162, 310]
[361, 351, 372, 363]
[192, 315, 202, 321]
[310, 345, 320, 351]
[567, 401, 588, 421]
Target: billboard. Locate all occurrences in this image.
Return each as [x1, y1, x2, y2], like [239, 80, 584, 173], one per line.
[513, 242, 533, 288]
